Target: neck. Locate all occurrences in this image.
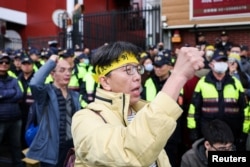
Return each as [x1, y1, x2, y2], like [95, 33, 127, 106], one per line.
[128, 107, 133, 116]
[159, 73, 170, 81]
[23, 72, 32, 79]
[0, 72, 8, 78]
[53, 83, 68, 98]
[213, 72, 225, 81]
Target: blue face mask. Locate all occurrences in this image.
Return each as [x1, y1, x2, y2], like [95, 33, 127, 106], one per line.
[144, 63, 154, 72]
[84, 59, 89, 65]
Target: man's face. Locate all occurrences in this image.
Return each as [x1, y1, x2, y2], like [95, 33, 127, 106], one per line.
[51, 60, 72, 87]
[198, 36, 205, 42]
[21, 62, 34, 74]
[241, 50, 249, 57]
[221, 35, 228, 42]
[0, 58, 10, 73]
[154, 64, 173, 78]
[30, 54, 39, 61]
[103, 63, 142, 105]
[207, 142, 234, 151]
[230, 47, 241, 55]
[13, 58, 21, 68]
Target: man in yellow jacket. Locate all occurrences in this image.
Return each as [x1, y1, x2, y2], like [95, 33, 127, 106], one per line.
[71, 41, 204, 167]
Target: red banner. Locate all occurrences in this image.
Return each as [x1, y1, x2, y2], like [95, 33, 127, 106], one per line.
[192, 0, 250, 19]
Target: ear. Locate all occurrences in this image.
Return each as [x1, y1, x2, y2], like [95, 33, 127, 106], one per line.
[208, 61, 214, 69]
[99, 76, 112, 91]
[204, 140, 210, 150]
[50, 71, 55, 77]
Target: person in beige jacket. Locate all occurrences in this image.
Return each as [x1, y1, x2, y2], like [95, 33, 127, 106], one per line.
[71, 41, 204, 167]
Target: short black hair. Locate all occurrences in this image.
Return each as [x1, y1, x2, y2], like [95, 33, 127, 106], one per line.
[202, 119, 234, 145]
[91, 41, 141, 68]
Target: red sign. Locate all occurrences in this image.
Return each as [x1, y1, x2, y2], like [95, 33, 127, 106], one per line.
[191, 0, 250, 19]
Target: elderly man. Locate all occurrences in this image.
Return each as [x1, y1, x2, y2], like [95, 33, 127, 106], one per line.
[27, 54, 81, 167]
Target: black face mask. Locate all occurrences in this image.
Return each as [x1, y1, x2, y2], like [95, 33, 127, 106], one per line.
[158, 46, 163, 51]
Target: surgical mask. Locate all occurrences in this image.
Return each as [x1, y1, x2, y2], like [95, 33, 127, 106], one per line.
[213, 62, 228, 74]
[205, 50, 214, 60]
[84, 59, 89, 65]
[144, 63, 154, 72]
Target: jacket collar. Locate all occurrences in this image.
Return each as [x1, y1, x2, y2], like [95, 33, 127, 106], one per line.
[87, 88, 147, 126]
[205, 71, 235, 85]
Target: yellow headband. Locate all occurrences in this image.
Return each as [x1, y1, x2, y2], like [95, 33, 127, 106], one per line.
[93, 52, 139, 83]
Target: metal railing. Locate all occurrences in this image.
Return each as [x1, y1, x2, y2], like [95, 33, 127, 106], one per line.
[27, 6, 160, 51]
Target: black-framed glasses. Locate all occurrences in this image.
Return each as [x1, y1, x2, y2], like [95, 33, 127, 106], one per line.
[0, 61, 10, 65]
[211, 144, 236, 151]
[121, 64, 145, 75]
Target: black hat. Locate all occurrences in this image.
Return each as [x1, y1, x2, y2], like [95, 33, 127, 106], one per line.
[21, 57, 33, 64]
[14, 50, 26, 59]
[212, 50, 227, 61]
[29, 48, 40, 55]
[40, 50, 52, 59]
[0, 53, 11, 61]
[154, 49, 172, 66]
[148, 44, 156, 50]
[60, 49, 75, 58]
[78, 53, 89, 60]
[221, 31, 228, 36]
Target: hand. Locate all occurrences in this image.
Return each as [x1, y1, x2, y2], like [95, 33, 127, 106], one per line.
[171, 47, 204, 81]
[50, 54, 59, 63]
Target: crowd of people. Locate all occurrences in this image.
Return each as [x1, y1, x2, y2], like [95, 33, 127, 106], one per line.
[0, 30, 250, 167]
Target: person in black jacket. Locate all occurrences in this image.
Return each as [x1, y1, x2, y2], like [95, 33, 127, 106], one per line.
[181, 119, 235, 167]
[18, 56, 35, 149]
[215, 31, 233, 53]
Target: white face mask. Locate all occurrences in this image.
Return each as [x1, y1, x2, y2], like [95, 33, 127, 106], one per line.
[84, 59, 89, 65]
[144, 63, 154, 72]
[213, 62, 228, 74]
[205, 50, 214, 60]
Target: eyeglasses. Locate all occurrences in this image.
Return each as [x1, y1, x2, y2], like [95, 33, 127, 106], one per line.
[120, 64, 145, 75]
[0, 61, 10, 65]
[211, 144, 236, 151]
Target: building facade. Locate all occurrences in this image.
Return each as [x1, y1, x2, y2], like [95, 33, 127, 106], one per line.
[161, 0, 250, 51]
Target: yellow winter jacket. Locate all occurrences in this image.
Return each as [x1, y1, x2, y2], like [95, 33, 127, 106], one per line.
[72, 88, 182, 167]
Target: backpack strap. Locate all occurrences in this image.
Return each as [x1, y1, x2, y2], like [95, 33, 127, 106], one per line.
[63, 109, 107, 167]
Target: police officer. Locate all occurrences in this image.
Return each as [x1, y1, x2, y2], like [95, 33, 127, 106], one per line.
[187, 50, 249, 151]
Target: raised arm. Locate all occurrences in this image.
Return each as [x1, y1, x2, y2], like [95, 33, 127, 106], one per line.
[162, 47, 204, 100]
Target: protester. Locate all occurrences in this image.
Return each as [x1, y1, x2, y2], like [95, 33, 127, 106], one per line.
[71, 41, 204, 167]
[26, 54, 81, 167]
[181, 119, 235, 167]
